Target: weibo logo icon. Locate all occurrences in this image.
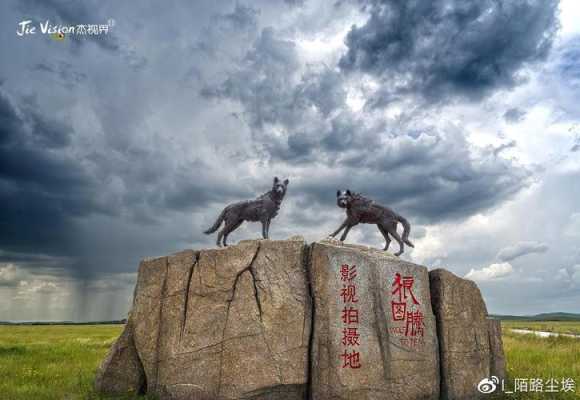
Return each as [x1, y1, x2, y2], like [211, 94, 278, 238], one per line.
[477, 376, 500, 394]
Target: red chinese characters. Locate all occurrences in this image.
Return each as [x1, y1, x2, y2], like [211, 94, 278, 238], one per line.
[405, 309, 425, 337]
[339, 263, 361, 369]
[392, 273, 419, 305]
[389, 272, 425, 348]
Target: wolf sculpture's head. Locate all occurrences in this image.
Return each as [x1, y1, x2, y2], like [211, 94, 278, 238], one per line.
[336, 189, 354, 209]
[272, 177, 289, 199]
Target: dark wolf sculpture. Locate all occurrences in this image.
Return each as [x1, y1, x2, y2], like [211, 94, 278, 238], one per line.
[331, 190, 414, 256]
[204, 177, 289, 247]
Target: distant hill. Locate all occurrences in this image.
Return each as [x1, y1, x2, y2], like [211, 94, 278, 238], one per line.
[0, 319, 126, 326]
[490, 312, 580, 321]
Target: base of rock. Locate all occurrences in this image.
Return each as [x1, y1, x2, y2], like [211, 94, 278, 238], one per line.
[94, 320, 145, 395]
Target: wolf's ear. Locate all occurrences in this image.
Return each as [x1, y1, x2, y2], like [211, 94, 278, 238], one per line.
[337, 190, 341, 197]
[346, 189, 352, 196]
[283, 178, 289, 185]
[274, 177, 279, 184]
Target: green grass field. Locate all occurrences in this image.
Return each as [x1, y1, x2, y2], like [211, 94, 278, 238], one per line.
[0, 325, 148, 400]
[494, 327, 580, 399]
[0, 321, 578, 399]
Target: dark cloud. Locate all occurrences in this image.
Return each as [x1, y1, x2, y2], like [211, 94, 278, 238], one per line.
[0, 87, 96, 258]
[203, 27, 533, 223]
[503, 108, 527, 124]
[339, 0, 559, 103]
[0, 85, 243, 278]
[292, 130, 532, 223]
[497, 241, 549, 262]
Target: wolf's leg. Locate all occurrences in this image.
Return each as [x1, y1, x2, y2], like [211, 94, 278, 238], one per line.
[340, 224, 354, 242]
[385, 224, 404, 256]
[378, 224, 391, 251]
[217, 228, 225, 247]
[218, 215, 235, 247]
[331, 220, 348, 237]
[223, 220, 243, 247]
[261, 219, 268, 239]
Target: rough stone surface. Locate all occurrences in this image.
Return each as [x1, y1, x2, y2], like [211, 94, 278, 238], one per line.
[309, 239, 440, 400]
[94, 320, 145, 395]
[97, 238, 506, 400]
[487, 319, 507, 381]
[128, 238, 311, 399]
[430, 268, 491, 400]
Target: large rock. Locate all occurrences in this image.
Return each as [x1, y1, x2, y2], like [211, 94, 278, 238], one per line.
[429, 268, 493, 400]
[111, 237, 311, 400]
[97, 238, 506, 400]
[487, 319, 507, 381]
[94, 320, 145, 395]
[309, 240, 440, 400]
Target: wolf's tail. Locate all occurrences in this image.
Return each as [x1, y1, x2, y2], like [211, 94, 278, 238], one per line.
[397, 215, 415, 248]
[204, 208, 226, 234]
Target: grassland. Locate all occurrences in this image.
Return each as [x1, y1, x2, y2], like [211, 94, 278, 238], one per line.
[0, 324, 147, 400]
[0, 321, 578, 399]
[501, 320, 580, 336]
[493, 327, 580, 399]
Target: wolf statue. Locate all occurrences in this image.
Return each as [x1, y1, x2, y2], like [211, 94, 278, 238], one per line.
[204, 177, 289, 247]
[330, 190, 415, 256]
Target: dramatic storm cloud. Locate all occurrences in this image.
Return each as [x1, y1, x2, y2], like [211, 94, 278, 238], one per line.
[340, 0, 559, 103]
[0, 0, 578, 320]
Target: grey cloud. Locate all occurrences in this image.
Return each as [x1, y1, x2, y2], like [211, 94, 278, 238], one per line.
[496, 241, 549, 262]
[215, 3, 259, 31]
[504, 108, 527, 124]
[339, 0, 559, 103]
[571, 135, 580, 152]
[0, 264, 22, 287]
[202, 27, 301, 130]
[33, 61, 87, 89]
[283, 0, 305, 6]
[293, 132, 532, 223]
[203, 26, 534, 223]
[493, 140, 517, 156]
[558, 37, 580, 86]
[0, 87, 98, 258]
[0, 84, 243, 280]
[411, 226, 427, 239]
[191, 3, 259, 61]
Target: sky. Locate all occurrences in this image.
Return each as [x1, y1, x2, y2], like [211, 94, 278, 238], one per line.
[0, 0, 579, 321]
